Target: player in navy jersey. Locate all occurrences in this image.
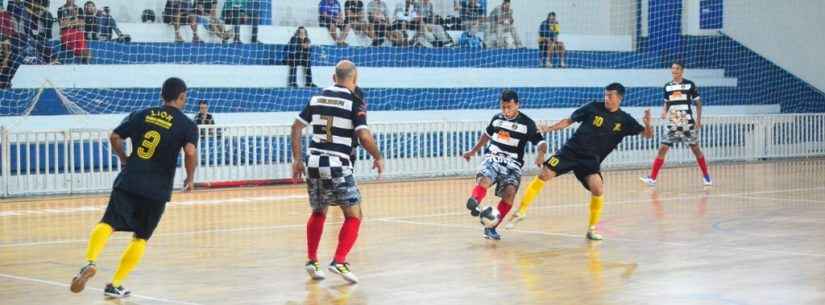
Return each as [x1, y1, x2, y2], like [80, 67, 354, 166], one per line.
[641, 61, 712, 187]
[463, 89, 548, 240]
[70, 77, 198, 298]
[291, 60, 383, 284]
[505, 83, 653, 240]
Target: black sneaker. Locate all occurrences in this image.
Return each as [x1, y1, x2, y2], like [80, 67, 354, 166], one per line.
[104, 283, 130, 298]
[328, 261, 358, 284]
[483, 227, 501, 240]
[70, 263, 96, 293]
[466, 197, 480, 216]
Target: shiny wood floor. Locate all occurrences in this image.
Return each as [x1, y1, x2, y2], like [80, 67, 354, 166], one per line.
[1, 159, 824, 305]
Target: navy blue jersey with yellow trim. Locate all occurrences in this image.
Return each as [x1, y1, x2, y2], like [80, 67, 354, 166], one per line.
[561, 102, 644, 162]
[113, 105, 198, 202]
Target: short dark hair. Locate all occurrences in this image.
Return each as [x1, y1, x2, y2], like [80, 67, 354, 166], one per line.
[672, 61, 685, 69]
[605, 82, 625, 97]
[549, 12, 556, 17]
[198, 100, 208, 105]
[161, 77, 187, 103]
[501, 89, 519, 103]
[503, 0, 510, 3]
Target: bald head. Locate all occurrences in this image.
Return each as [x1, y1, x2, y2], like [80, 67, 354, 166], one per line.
[333, 60, 358, 91]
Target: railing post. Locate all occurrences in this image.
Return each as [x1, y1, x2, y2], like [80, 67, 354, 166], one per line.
[1, 127, 9, 198]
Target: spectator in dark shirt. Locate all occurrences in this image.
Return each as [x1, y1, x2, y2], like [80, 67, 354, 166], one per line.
[457, 0, 484, 29]
[98, 6, 128, 42]
[194, 100, 215, 125]
[366, 0, 389, 46]
[539, 12, 566, 68]
[1, 3, 22, 88]
[222, 0, 260, 44]
[164, 0, 200, 43]
[285, 26, 316, 88]
[344, 0, 374, 41]
[319, 0, 348, 46]
[58, 0, 92, 63]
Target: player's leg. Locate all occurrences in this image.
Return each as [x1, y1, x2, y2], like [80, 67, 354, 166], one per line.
[71, 191, 125, 293]
[305, 172, 329, 280]
[328, 174, 362, 284]
[557, 41, 566, 67]
[483, 166, 520, 239]
[581, 173, 606, 240]
[510, 153, 570, 221]
[641, 143, 671, 186]
[467, 158, 496, 216]
[107, 197, 165, 298]
[690, 143, 712, 185]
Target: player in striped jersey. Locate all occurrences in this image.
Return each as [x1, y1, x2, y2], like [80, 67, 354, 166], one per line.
[463, 89, 548, 240]
[291, 60, 384, 284]
[640, 61, 712, 187]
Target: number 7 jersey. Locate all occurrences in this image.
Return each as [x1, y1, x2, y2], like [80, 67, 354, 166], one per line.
[297, 85, 368, 162]
[112, 105, 199, 202]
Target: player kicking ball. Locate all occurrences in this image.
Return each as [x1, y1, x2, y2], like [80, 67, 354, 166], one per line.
[504, 83, 653, 240]
[463, 89, 548, 240]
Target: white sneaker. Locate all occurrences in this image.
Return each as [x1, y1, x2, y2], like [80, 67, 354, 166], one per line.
[639, 176, 656, 187]
[503, 212, 527, 230]
[328, 262, 358, 284]
[586, 227, 603, 241]
[703, 176, 713, 186]
[305, 261, 325, 280]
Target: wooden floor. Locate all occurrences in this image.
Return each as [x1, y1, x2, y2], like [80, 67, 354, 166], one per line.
[1, 159, 824, 305]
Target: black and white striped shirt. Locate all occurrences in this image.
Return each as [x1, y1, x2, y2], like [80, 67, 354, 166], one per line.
[663, 79, 700, 132]
[484, 112, 545, 167]
[297, 85, 368, 162]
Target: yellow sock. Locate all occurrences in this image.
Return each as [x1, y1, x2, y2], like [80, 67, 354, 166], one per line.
[111, 238, 146, 287]
[588, 195, 605, 229]
[85, 223, 113, 263]
[516, 177, 546, 215]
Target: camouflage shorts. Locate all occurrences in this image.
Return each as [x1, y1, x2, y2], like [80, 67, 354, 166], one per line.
[306, 154, 361, 211]
[476, 155, 523, 197]
[662, 128, 699, 146]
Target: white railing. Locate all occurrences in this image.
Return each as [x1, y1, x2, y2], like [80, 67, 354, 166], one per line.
[2, 114, 824, 197]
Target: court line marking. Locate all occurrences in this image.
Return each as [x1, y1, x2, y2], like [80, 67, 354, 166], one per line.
[376, 218, 825, 258]
[718, 195, 825, 204]
[2, 186, 823, 248]
[0, 272, 206, 305]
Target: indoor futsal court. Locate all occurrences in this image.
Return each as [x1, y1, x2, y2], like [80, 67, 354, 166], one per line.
[2, 160, 824, 305]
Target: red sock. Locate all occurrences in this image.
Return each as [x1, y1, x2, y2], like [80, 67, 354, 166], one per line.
[333, 217, 361, 263]
[650, 158, 665, 180]
[471, 185, 487, 202]
[696, 157, 710, 179]
[306, 212, 326, 262]
[495, 200, 512, 228]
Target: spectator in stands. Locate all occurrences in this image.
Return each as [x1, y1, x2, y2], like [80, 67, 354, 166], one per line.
[196, 4, 233, 43]
[456, 0, 484, 29]
[222, 0, 261, 44]
[194, 100, 215, 125]
[458, 21, 483, 48]
[1, 3, 22, 88]
[414, 0, 453, 47]
[285, 26, 316, 88]
[539, 12, 565, 68]
[59, 0, 92, 63]
[344, 0, 374, 42]
[487, 0, 521, 48]
[81, 0, 98, 40]
[194, 0, 217, 12]
[366, 0, 389, 46]
[389, 0, 417, 47]
[164, 0, 200, 43]
[8, 0, 57, 65]
[319, 0, 348, 46]
[98, 6, 129, 42]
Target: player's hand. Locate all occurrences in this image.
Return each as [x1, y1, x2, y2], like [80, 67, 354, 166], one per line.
[182, 177, 194, 192]
[291, 161, 305, 183]
[643, 109, 652, 126]
[535, 155, 545, 168]
[695, 121, 702, 130]
[372, 158, 385, 177]
[539, 124, 552, 133]
[462, 149, 476, 161]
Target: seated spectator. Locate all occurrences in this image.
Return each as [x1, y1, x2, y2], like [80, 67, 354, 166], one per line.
[98, 6, 129, 42]
[539, 12, 566, 68]
[344, 0, 374, 41]
[414, 0, 453, 47]
[81, 0, 98, 40]
[486, 0, 521, 48]
[456, 0, 484, 29]
[10, 0, 57, 65]
[222, 0, 260, 44]
[195, 3, 232, 43]
[284, 26, 316, 88]
[366, 0, 390, 46]
[58, 0, 92, 63]
[164, 0, 200, 43]
[319, 0, 347, 46]
[389, 0, 418, 47]
[458, 21, 483, 48]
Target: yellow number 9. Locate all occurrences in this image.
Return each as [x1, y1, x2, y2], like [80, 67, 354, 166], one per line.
[137, 130, 161, 159]
[548, 156, 560, 167]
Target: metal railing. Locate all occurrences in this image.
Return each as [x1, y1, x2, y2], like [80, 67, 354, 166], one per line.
[2, 114, 824, 197]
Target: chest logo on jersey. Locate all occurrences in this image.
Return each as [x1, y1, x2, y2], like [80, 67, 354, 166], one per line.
[612, 123, 622, 132]
[145, 110, 173, 129]
[498, 130, 511, 141]
[593, 115, 604, 128]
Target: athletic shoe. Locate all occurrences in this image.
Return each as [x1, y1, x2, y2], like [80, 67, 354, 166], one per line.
[305, 261, 325, 280]
[703, 176, 713, 186]
[70, 263, 96, 293]
[104, 283, 130, 298]
[503, 212, 527, 230]
[328, 262, 358, 284]
[639, 176, 656, 187]
[586, 227, 603, 241]
[483, 227, 501, 240]
[466, 197, 480, 217]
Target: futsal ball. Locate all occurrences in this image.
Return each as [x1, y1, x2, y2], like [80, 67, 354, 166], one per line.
[479, 206, 501, 228]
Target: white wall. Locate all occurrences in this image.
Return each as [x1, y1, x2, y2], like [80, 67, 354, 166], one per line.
[682, 0, 720, 36]
[724, 0, 825, 93]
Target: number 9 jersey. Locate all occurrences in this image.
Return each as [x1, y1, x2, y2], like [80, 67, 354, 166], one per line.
[296, 85, 368, 163]
[112, 105, 199, 202]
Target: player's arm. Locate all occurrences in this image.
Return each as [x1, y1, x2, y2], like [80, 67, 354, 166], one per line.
[356, 128, 384, 176]
[109, 132, 128, 166]
[182, 143, 197, 192]
[290, 119, 307, 182]
[534, 141, 548, 168]
[660, 100, 669, 119]
[540, 118, 574, 133]
[694, 97, 703, 129]
[463, 133, 490, 161]
[642, 109, 654, 139]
